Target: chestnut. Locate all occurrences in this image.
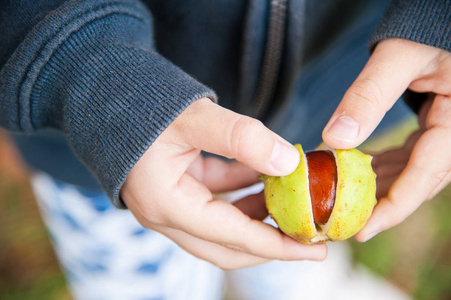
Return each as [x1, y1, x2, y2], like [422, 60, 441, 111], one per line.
[262, 143, 376, 245]
[306, 150, 337, 225]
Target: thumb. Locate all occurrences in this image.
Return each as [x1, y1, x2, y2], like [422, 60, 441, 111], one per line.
[322, 39, 429, 149]
[171, 98, 300, 176]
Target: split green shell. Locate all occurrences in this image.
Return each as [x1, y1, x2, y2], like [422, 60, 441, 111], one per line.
[262, 143, 377, 244]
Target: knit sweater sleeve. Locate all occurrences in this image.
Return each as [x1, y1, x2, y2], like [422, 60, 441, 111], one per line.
[369, 0, 451, 113]
[0, 0, 217, 208]
[370, 0, 451, 52]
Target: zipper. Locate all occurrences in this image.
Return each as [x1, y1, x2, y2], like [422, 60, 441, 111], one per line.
[248, 0, 288, 119]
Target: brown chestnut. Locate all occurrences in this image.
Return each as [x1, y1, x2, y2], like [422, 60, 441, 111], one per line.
[306, 151, 337, 225]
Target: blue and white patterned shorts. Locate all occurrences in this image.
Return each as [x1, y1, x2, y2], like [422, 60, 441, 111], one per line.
[30, 172, 224, 300]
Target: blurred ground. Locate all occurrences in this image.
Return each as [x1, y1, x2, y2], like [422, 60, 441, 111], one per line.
[0, 132, 71, 299]
[0, 118, 450, 299]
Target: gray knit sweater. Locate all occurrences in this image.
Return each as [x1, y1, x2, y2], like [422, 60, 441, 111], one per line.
[0, 0, 450, 207]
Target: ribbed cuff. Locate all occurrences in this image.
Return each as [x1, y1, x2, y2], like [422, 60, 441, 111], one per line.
[370, 0, 451, 52]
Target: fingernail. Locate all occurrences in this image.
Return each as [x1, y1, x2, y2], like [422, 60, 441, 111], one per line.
[326, 116, 359, 142]
[362, 231, 381, 242]
[311, 246, 328, 262]
[270, 140, 300, 175]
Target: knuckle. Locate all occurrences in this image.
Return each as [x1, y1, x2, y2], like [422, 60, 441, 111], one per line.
[222, 242, 247, 253]
[405, 156, 450, 202]
[385, 198, 408, 226]
[350, 78, 387, 111]
[426, 170, 451, 200]
[123, 194, 163, 227]
[429, 170, 448, 188]
[135, 201, 172, 228]
[425, 96, 451, 129]
[141, 211, 167, 227]
[229, 116, 264, 156]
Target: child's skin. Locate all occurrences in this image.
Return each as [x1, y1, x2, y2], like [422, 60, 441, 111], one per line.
[121, 38, 451, 269]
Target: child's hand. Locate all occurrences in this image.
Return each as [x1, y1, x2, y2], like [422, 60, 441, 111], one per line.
[322, 38, 451, 242]
[121, 98, 327, 269]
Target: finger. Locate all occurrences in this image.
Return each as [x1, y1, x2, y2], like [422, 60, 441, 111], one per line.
[375, 174, 399, 199]
[372, 150, 408, 168]
[356, 95, 451, 242]
[123, 131, 324, 261]
[425, 95, 451, 130]
[232, 191, 268, 221]
[323, 39, 431, 149]
[173, 172, 327, 261]
[370, 130, 421, 166]
[356, 126, 451, 242]
[409, 51, 451, 96]
[418, 96, 434, 131]
[171, 98, 300, 176]
[187, 155, 261, 193]
[373, 162, 406, 178]
[156, 226, 271, 270]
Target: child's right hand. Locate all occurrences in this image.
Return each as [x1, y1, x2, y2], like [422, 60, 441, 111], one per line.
[120, 98, 327, 270]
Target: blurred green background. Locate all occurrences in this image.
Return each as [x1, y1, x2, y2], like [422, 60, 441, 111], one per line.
[0, 116, 450, 299]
